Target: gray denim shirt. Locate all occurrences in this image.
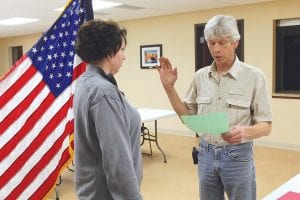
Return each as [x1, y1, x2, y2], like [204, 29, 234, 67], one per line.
[73, 64, 143, 200]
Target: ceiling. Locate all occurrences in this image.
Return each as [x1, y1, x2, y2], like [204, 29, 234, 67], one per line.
[0, 0, 276, 39]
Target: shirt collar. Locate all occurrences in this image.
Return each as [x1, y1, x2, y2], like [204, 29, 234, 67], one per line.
[87, 63, 118, 87]
[208, 56, 241, 80]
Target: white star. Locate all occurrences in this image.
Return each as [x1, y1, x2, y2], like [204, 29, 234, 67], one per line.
[75, 9, 80, 15]
[47, 55, 52, 60]
[66, 72, 72, 77]
[49, 73, 54, 79]
[32, 48, 38, 53]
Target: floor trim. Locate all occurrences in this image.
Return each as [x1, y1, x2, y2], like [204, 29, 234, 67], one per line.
[153, 127, 300, 151]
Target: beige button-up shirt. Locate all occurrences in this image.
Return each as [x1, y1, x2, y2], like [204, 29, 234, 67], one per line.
[184, 57, 272, 146]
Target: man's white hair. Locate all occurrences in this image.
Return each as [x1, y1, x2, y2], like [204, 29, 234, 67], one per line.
[204, 15, 241, 42]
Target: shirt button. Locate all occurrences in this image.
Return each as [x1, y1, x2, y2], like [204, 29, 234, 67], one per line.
[218, 97, 221, 100]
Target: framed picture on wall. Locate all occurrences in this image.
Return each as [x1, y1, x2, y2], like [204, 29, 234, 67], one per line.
[140, 44, 162, 69]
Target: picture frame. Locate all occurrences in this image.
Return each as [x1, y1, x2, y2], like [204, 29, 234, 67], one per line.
[140, 44, 162, 69]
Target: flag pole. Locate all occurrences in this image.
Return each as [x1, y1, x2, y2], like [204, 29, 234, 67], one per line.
[81, 0, 94, 21]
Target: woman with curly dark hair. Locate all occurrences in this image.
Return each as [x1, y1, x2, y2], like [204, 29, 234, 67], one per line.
[73, 19, 143, 200]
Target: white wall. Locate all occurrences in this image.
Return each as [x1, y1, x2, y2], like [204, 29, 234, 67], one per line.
[1, 0, 299, 150]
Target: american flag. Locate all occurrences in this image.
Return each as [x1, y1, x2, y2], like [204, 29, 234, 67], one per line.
[0, 0, 91, 199]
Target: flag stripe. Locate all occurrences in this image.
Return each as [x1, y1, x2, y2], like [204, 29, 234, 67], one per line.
[72, 59, 86, 81]
[0, 0, 91, 199]
[29, 146, 71, 200]
[1, 63, 84, 174]
[0, 68, 42, 123]
[0, 96, 73, 190]
[2, 125, 68, 199]
[0, 55, 31, 96]
[1, 83, 74, 174]
[0, 64, 37, 109]
[6, 122, 72, 200]
[1, 106, 74, 198]
[30, 147, 71, 200]
[0, 80, 44, 135]
[0, 83, 48, 150]
[0, 93, 55, 162]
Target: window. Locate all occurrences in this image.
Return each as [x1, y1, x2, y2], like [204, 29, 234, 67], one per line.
[10, 45, 23, 67]
[274, 19, 300, 98]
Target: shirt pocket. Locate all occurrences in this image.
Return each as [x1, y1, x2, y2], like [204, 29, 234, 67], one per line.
[196, 96, 212, 114]
[227, 98, 251, 125]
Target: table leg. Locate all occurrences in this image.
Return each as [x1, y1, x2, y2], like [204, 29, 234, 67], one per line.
[141, 123, 153, 155]
[140, 121, 167, 163]
[154, 120, 167, 163]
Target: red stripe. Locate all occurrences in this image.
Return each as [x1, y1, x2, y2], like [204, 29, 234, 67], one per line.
[1, 62, 84, 198]
[32, 121, 74, 200]
[0, 54, 27, 83]
[72, 61, 86, 81]
[0, 97, 73, 189]
[1, 62, 85, 199]
[31, 148, 71, 200]
[5, 121, 73, 200]
[0, 81, 45, 135]
[0, 65, 37, 109]
[0, 61, 84, 133]
[0, 93, 55, 162]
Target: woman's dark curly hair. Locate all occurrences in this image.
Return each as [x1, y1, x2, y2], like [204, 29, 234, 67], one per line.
[75, 19, 127, 63]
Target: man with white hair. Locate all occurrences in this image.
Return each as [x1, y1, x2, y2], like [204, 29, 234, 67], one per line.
[157, 15, 272, 199]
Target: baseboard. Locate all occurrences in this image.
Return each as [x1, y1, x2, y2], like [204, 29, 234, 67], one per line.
[150, 127, 196, 137]
[152, 127, 300, 152]
[254, 140, 300, 151]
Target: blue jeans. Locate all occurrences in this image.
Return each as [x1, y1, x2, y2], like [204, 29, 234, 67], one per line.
[197, 141, 256, 200]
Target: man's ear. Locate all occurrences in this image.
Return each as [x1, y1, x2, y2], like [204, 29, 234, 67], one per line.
[233, 40, 239, 49]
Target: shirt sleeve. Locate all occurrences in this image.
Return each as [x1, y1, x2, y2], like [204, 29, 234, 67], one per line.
[91, 94, 142, 200]
[184, 76, 198, 115]
[251, 71, 273, 123]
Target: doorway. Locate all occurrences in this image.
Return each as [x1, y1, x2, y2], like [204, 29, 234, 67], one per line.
[194, 19, 244, 71]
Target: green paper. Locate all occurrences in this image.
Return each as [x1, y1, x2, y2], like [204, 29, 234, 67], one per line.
[181, 112, 229, 135]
